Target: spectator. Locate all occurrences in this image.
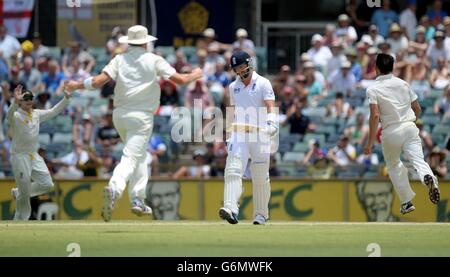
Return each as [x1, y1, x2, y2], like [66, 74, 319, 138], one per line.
[427, 146, 447, 178]
[410, 49, 431, 100]
[148, 134, 167, 176]
[409, 25, 429, 52]
[328, 61, 357, 96]
[371, 0, 399, 38]
[326, 91, 353, 119]
[199, 28, 229, 53]
[344, 47, 363, 81]
[282, 99, 313, 135]
[64, 58, 90, 82]
[322, 24, 337, 47]
[61, 41, 95, 74]
[427, 0, 448, 26]
[326, 41, 346, 78]
[434, 85, 450, 118]
[31, 32, 50, 61]
[361, 24, 385, 47]
[335, 14, 358, 45]
[420, 15, 436, 42]
[444, 16, 450, 49]
[72, 112, 94, 146]
[34, 91, 52, 110]
[185, 80, 213, 109]
[345, 112, 369, 148]
[0, 25, 21, 61]
[415, 119, 434, 156]
[52, 141, 88, 179]
[9, 67, 26, 92]
[207, 58, 231, 88]
[303, 139, 326, 166]
[378, 41, 394, 58]
[356, 42, 369, 69]
[276, 65, 292, 87]
[106, 26, 126, 55]
[172, 49, 188, 73]
[0, 51, 9, 81]
[41, 60, 65, 96]
[303, 62, 323, 102]
[400, 0, 418, 40]
[363, 47, 379, 80]
[232, 28, 255, 57]
[19, 56, 41, 92]
[429, 56, 449, 89]
[327, 136, 356, 167]
[386, 23, 409, 55]
[96, 111, 120, 146]
[76, 146, 103, 177]
[160, 79, 179, 106]
[307, 34, 332, 70]
[346, 0, 369, 35]
[269, 155, 281, 177]
[211, 149, 227, 177]
[427, 31, 450, 69]
[172, 149, 211, 179]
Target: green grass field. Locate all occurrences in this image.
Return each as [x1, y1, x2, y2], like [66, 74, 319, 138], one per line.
[1, 221, 450, 257]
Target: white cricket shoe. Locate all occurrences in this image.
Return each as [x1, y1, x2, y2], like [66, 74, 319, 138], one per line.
[253, 214, 267, 225]
[130, 198, 152, 216]
[102, 187, 116, 222]
[11, 188, 18, 200]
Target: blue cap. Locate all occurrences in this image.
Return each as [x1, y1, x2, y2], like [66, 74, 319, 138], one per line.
[230, 51, 251, 69]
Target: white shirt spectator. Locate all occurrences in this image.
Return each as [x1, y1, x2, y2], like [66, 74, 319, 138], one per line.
[367, 74, 418, 130]
[331, 144, 356, 166]
[335, 26, 358, 43]
[103, 46, 176, 113]
[361, 34, 385, 47]
[326, 54, 346, 77]
[400, 8, 417, 39]
[426, 42, 450, 68]
[387, 36, 409, 54]
[307, 46, 332, 69]
[0, 34, 20, 60]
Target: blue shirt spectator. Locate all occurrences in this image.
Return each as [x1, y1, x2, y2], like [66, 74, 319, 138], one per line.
[371, 0, 399, 38]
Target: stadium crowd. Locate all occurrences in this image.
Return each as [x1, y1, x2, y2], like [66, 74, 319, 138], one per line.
[0, 0, 450, 180]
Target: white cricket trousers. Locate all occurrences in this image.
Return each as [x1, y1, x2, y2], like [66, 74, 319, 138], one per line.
[224, 131, 271, 218]
[11, 153, 53, 220]
[109, 107, 153, 202]
[382, 122, 436, 204]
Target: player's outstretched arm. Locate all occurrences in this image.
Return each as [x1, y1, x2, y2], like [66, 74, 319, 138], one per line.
[65, 72, 112, 92]
[6, 85, 22, 126]
[169, 68, 203, 85]
[38, 85, 72, 123]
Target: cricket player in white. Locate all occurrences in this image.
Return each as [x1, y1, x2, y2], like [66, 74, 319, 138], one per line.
[66, 25, 202, 222]
[8, 85, 71, 220]
[219, 51, 278, 225]
[364, 53, 440, 215]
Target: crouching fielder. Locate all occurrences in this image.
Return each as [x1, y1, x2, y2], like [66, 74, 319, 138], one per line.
[219, 51, 278, 225]
[364, 54, 440, 215]
[8, 85, 71, 220]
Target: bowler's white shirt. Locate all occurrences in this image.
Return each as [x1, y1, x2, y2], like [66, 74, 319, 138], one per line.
[229, 72, 275, 127]
[103, 46, 176, 113]
[367, 74, 418, 130]
[7, 97, 69, 154]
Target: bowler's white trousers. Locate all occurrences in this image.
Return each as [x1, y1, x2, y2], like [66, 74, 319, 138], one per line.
[109, 107, 153, 202]
[11, 153, 53, 220]
[381, 122, 436, 204]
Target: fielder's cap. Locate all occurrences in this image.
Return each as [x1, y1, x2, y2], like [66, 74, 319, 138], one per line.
[203, 28, 216, 38]
[236, 28, 248, 38]
[389, 23, 402, 33]
[444, 16, 450, 26]
[341, 60, 352, 68]
[416, 25, 426, 34]
[311, 34, 323, 43]
[118, 25, 157, 45]
[338, 14, 350, 22]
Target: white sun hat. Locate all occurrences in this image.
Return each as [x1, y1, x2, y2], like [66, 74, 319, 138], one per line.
[118, 25, 157, 45]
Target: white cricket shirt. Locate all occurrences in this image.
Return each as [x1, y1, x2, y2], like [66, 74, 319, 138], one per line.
[229, 72, 275, 128]
[103, 46, 176, 113]
[7, 97, 69, 155]
[366, 74, 418, 130]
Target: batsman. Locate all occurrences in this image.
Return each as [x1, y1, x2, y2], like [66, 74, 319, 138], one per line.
[219, 51, 278, 225]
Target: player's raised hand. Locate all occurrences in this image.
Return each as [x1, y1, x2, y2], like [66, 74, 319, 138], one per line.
[64, 80, 80, 92]
[191, 68, 203, 80]
[13, 85, 23, 102]
[63, 81, 73, 98]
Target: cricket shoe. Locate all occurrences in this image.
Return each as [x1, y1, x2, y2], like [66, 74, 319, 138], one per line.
[400, 201, 416, 215]
[253, 214, 267, 225]
[219, 207, 239, 225]
[101, 186, 116, 222]
[11, 188, 18, 200]
[424, 174, 440, 204]
[130, 198, 153, 216]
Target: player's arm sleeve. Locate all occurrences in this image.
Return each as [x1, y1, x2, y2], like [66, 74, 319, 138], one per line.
[228, 83, 235, 106]
[408, 85, 418, 103]
[102, 56, 119, 80]
[6, 102, 19, 126]
[262, 79, 276, 101]
[38, 97, 69, 122]
[366, 88, 378, 105]
[156, 56, 177, 79]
